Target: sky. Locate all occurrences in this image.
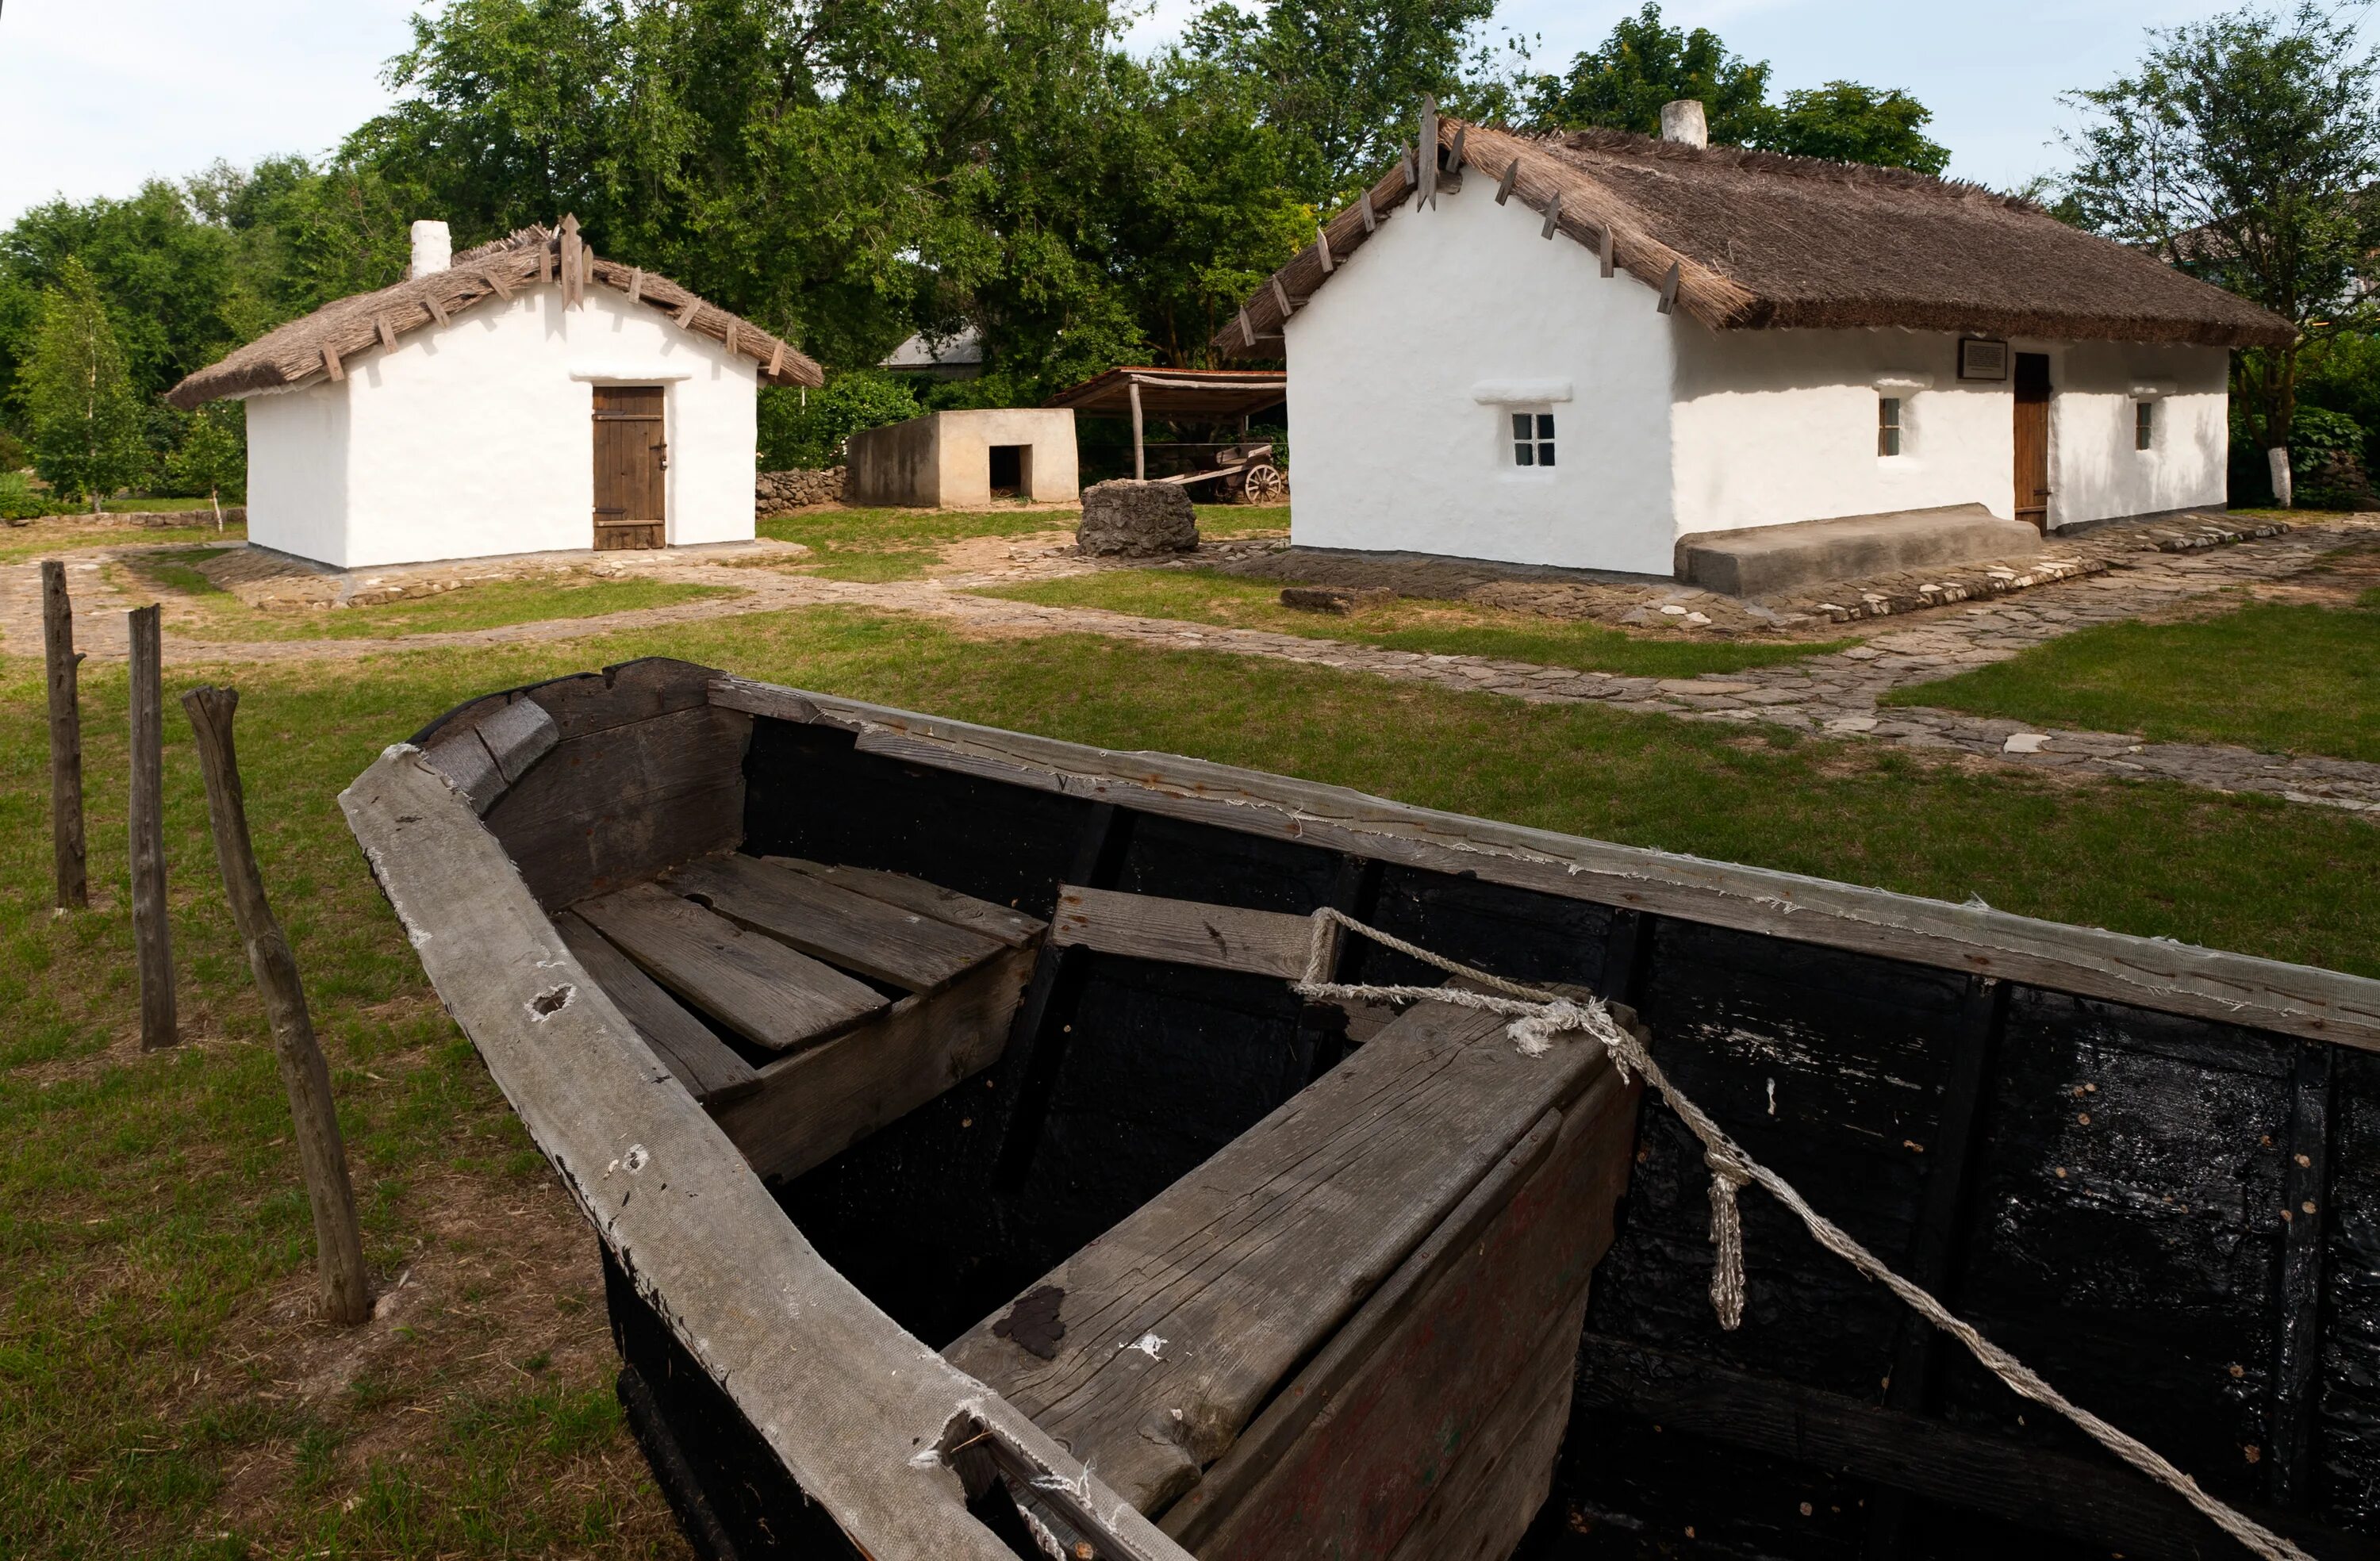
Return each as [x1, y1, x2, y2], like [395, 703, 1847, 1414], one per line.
[0, 0, 2264, 226]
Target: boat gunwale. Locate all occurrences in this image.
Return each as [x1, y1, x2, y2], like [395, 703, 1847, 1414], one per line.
[709, 672, 2380, 1057]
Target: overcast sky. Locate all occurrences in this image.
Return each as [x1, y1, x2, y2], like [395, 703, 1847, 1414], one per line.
[0, 0, 2263, 227]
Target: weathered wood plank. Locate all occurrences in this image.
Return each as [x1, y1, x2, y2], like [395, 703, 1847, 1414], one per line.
[575, 883, 885, 1052]
[763, 854, 1046, 948]
[1573, 1336, 2359, 1561]
[2268, 1040, 2335, 1511]
[708, 675, 2380, 1053]
[713, 945, 1035, 1183]
[1172, 1053, 1637, 1559]
[1381, 1294, 1585, 1561]
[665, 853, 1004, 993]
[484, 702, 748, 908]
[1050, 884, 1319, 980]
[339, 747, 1188, 1561]
[552, 911, 761, 1105]
[946, 994, 1614, 1517]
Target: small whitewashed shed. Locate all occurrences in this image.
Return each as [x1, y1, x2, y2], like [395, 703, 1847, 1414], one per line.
[1215, 113, 2293, 578]
[168, 218, 822, 569]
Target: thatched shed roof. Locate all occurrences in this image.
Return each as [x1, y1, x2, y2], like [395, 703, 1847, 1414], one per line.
[167, 220, 823, 408]
[1213, 121, 2293, 359]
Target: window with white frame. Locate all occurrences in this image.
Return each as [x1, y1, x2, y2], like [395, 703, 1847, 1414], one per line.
[1878, 396, 1905, 457]
[1509, 409, 1556, 468]
[2135, 400, 2155, 451]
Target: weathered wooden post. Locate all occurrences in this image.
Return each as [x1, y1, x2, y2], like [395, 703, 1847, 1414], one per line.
[127, 604, 177, 1049]
[42, 562, 86, 910]
[1129, 377, 1146, 481]
[183, 685, 372, 1324]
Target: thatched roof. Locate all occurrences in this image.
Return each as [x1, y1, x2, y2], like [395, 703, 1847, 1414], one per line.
[167, 220, 823, 408]
[1213, 121, 2293, 359]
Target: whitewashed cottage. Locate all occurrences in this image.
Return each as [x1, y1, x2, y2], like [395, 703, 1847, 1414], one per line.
[168, 217, 821, 569]
[1217, 107, 2291, 584]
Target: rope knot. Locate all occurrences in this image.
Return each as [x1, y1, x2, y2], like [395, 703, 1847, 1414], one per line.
[1507, 997, 1595, 1057]
[1705, 1150, 1755, 1333]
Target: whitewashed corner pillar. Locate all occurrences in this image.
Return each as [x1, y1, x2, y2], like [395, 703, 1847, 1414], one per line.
[2267, 447, 2293, 508]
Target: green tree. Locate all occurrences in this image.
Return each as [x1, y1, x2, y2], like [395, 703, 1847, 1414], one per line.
[1761, 82, 1949, 175]
[758, 372, 923, 469]
[2062, 2, 2380, 454]
[1180, 0, 1519, 203]
[1523, 2, 1772, 145]
[20, 259, 149, 510]
[168, 403, 247, 524]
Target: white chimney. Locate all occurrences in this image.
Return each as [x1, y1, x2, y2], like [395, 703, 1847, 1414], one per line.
[1660, 99, 1708, 148]
[409, 220, 452, 279]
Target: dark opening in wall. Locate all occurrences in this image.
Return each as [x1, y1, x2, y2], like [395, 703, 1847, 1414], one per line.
[989, 444, 1029, 497]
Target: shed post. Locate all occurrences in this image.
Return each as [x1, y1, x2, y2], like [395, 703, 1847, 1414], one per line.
[128, 604, 177, 1049]
[183, 685, 372, 1324]
[43, 561, 86, 910]
[1129, 378, 1146, 481]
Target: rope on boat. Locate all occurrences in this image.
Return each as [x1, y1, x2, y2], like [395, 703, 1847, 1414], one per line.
[1294, 907, 2313, 1561]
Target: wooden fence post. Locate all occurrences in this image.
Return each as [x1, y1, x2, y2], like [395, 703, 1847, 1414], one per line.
[127, 604, 177, 1049]
[183, 685, 372, 1325]
[42, 562, 86, 911]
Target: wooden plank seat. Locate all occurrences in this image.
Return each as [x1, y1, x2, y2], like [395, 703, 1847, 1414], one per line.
[947, 979, 1643, 1559]
[562, 854, 1049, 1183]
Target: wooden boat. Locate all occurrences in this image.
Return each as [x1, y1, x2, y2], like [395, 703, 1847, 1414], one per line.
[342, 657, 2380, 1561]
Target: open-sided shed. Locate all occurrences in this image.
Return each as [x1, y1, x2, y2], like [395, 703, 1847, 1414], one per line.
[1046, 367, 1287, 482]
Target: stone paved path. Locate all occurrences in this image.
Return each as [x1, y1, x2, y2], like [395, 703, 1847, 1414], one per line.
[5, 517, 2375, 815]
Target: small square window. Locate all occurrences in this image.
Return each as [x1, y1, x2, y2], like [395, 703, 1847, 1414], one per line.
[1511, 408, 1555, 468]
[2136, 400, 2154, 451]
[1878, 397, 1903, 458]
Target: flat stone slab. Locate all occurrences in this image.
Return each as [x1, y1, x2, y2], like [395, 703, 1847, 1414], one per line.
[1679, 505, 2051, 600]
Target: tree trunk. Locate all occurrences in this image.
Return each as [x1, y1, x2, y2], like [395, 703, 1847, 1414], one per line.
[182, 685, 372, 1325]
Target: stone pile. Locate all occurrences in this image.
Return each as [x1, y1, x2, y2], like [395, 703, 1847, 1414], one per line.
[755, 467, 844, 513]
[1077, 479, 1197, 557]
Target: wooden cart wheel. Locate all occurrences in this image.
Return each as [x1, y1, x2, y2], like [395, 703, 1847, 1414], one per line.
[1241, 464, 1288, 505]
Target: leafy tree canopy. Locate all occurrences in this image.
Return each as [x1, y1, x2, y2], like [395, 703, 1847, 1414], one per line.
[20, 258, 149, 507]
[1522, 3, 1948, 175]
[2062, 0, 2380, 449]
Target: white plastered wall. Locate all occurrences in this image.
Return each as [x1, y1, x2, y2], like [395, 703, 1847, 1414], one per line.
[1283, 178, 1677, 574]
[2040, 340, 2229, 530]
[1668, 327, 2019, 535]
[244, 383, 350, 565]
[242, 284, 758, 568]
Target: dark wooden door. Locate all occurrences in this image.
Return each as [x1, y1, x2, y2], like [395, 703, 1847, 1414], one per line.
[592, 385, 666, 550]
[2013, 352, 2051, 529]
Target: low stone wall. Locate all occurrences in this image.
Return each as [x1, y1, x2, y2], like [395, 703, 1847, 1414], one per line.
[756, 468, 844, 514]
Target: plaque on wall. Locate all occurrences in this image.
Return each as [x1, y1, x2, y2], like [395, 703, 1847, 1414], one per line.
[1960, 339, 2010, 381]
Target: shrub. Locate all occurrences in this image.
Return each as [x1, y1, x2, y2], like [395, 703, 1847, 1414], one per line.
[0, 470, 65, 520]
[757, 370, 923, 470]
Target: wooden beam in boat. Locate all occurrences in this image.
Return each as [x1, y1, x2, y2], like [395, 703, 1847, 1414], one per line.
[946, 993, 1615, 1517]
[765, 855, 1046, 949]
[553, 911, 760, 1106]
[712, 945, 1036, 1184]
[664, 853, 1006, 993]
[574, 882, 885, 1051]
[2267, 1039, 2336, 1512]
[339, 746, 1187, 1561]
[992, 801, 1134, 1191]
[1572, 1335, 2357, 1561]
[708, 674, 2380, 1055]
[1167, 1051, 1640, 1559]
[1050, 884, 1320, 980]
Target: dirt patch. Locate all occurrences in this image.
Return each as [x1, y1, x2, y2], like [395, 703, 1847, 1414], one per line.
[929, 527, 1081, 577]
[2241, 539, 2380, 608]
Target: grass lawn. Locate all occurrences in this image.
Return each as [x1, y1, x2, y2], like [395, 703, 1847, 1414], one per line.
[1883, 592, 2380, 761]
[758, 502, 1284, 580]
[6, 605, 2375, 1559]
[975, 566, 1856, 677]
[104, 498, 226, 514]
[117, 549, 739, 642]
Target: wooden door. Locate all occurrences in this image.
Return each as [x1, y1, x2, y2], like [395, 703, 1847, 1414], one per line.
[592, 385, 666, 550]
[2013, 352, 2051, 529]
